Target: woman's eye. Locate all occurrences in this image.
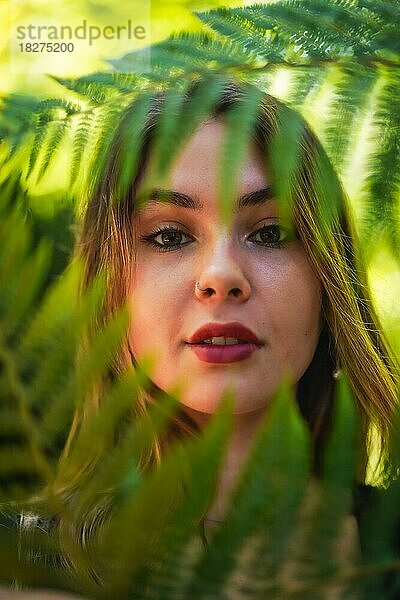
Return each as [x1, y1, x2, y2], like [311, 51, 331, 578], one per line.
[142, 227, 193, 251]
[249, 224, 287, 247]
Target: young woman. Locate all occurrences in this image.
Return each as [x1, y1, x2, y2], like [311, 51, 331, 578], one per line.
[62, 77, 398, 540]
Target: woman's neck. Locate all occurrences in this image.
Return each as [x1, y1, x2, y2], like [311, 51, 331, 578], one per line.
[184, 405, 269, 522]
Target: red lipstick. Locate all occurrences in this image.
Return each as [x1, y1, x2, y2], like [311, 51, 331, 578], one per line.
[186, 322, 262, 364]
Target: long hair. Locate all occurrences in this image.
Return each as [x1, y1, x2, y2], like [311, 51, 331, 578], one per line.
[59, 78, 398, 503]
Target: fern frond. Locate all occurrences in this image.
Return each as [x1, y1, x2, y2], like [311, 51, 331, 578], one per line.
[364, 68, 400, 256]
[356, 0, 400, 55]
[218, 84, 263, 223]
[99, 400, 231, 599]
[105, 0, 400, 102]
[322, 65, 378, 172]
[145, 85, 188, 184]
[0, 208, 31, 300]
[110, 33, 257, 78]
[323, 375, 360, 489]
[356, 479, 400, 596]
[268, 0, 396, 59]
[198, 1, 400, 67]
[0, 95, 38, 156]
[0, 335, 55, 500]
[143, 76, 228, 189]
[36, 119, 70, 183]
[275, 67, 324, 109]
[0, 240, 51, 342]
[0, 182, 127, 508]
[269, 101, 316, 228]
[282, 375, 360, 596]
[63, 379, 178, 520]
[358, 0, 400, 22]
[52, 72, 143, 103]
[197, 3, 329, 63]
[196, 8, 286, 64]
[105, 92, 153, 201]
[187, 384, 309, 598]
[70, 111, 95, 186]
[26, 112, 52, 181]
[87, 101, 131, 196]
[25, 99, 80, 181]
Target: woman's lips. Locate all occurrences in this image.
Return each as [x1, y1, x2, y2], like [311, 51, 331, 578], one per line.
[187, 342, 259, 363]
[186, 322, 262, 364]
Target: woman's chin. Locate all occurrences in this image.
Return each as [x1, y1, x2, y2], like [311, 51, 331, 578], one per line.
[174, 382, 273, 416]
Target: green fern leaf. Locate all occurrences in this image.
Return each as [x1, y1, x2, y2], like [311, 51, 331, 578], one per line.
[36, 119, 70, 183]
[364, 69, 400, 257]
[187, 383, 310, 598]
[196, 8, 286, 64]
[25, 99, 79, 181]
[217, 84, 263, 224]
[70, 111, 95, 186]
[52, 72, 143, 103]
[323, 65, 378, 172]
[88, 102, 131, 195]
[99, 399, 231, 599]
[143, 76, 228, 190]
[26, 112, 52, 181]
[109, 33, 256, 77]
[112, 93, 153, 202]
[282, 374, 360, 597]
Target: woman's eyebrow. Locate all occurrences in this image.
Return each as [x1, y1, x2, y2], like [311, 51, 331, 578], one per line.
[236, 186, 274, 211]
[137, 186, 274, 212]
[139, 188, 202, 211]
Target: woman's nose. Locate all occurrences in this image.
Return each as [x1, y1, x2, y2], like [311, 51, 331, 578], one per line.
[195, 236, 251, 302]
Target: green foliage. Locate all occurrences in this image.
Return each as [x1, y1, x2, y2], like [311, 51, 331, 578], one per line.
[217, 83, 263, 222]
[0, 183, 399, 596]
[1, 1, 398, 255]
[1, 1, 400, 598]
[185, 383, 310, 599]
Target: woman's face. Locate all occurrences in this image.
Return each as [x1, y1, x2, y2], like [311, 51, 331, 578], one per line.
[129, 119, 322, 415]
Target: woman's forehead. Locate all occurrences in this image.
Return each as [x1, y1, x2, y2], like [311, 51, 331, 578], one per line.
[163, 119, 269, 197]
